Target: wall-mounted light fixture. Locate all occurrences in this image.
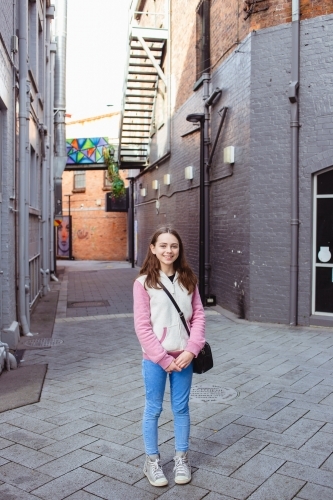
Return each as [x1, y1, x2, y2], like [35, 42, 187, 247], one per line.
[152, 180, 159, 190]
[224, 146, 235, 164]
[140, 188, 147, 197]
[163, 174, 171, 185]
[185, 166, 194, 180]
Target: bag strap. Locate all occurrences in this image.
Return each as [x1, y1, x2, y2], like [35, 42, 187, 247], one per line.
[159, 282, 190, 337]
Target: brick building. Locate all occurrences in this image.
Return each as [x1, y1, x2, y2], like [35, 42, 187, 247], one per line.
[63, 113, 128, 261]
[119, 0, 333, 326]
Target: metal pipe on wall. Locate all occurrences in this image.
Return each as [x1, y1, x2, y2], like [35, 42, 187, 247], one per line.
[199, 119, 205, 302]
[203, 73, 211, 299]
[49, 42, 56, 273]
[18, 0, 31, 335]
[289, 0, 300, 325]
[54, 0, 68, 216]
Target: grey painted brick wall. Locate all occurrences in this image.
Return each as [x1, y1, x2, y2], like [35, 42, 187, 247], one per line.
[134, 14, 333, 326]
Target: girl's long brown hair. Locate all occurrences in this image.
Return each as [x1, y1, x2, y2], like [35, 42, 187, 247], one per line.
[139, 226, 198, 294]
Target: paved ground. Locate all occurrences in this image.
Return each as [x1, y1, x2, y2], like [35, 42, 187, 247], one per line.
[1, 260, 333, 499]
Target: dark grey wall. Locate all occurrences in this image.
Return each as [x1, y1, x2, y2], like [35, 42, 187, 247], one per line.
[134, 13, 333, 326]
[249, 23, 292, 324]
[298, 15, 333, 325]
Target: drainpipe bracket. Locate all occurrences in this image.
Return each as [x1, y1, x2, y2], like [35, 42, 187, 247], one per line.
[288, 81, 299, 103]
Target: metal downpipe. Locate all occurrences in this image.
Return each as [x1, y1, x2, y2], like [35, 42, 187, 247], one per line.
[18, 0, 31, 335]
[49, 43, 56, 273]
[54, 0, 68, 216]
[203, 73, 211, 300]
[289, 0, 300, 325]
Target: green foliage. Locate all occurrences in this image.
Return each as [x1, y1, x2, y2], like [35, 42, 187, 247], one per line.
[103, 146, 125, 198]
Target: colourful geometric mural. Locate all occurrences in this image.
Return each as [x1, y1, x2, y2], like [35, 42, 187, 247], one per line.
[66, 137, 109, 164]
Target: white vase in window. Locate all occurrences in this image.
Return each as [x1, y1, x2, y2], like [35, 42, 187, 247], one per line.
[318, 246, 332, 263]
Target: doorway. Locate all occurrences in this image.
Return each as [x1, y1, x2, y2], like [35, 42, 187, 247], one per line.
[312, 168, 333, 315]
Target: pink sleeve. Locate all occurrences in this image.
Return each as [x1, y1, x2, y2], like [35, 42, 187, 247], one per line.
[185, 286, 206, 356]
[133, 280, 175, 370]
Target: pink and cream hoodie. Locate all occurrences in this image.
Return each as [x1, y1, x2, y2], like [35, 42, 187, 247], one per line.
[133, 271, 206, 370]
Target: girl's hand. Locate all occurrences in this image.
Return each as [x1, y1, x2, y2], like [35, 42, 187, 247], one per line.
[166, 360, 182, 373]
[175, 351, 194, 369]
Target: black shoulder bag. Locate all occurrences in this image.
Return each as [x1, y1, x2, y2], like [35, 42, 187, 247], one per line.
[160, 283, 213, 374]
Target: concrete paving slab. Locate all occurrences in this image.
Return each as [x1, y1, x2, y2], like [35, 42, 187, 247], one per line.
[230, 453, 285, 485]
[261, 443, 327, 468]
[4, 428, 56, 450]
[246, 473, 305, 500]
[206, 423, 253, 446]
[39, 433, 98, 458]
[84, 475, 156, 500]
[0, 483, 42, 499]
[0, 444, 54, 469]
[278, 461, 333, 488]
[297, 482, 333, 500]
[191, 469, 257, 499]
[36, 450, 100, 478]
[83, 439, 143, 463]
[30, 467, 101, 500]
[0, 462, 52, 492]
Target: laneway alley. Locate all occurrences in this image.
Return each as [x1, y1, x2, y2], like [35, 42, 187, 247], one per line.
[0, 262, 333, 499]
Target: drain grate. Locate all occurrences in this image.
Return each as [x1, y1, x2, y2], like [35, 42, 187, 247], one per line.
[67, 300, 109, 308]
[24, 338, 64, 347]
[190, 384, 239, 403]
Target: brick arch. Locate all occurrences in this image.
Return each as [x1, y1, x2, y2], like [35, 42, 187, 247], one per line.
[302, 148, 333, 175]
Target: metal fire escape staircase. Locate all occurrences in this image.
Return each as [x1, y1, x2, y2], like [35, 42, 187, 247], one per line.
[119, 20, 168, 169]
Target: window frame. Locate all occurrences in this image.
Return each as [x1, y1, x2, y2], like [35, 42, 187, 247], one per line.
[73, 170, 86, 192]
[312, 168, 333, 316]
[194, 0, 211, 87]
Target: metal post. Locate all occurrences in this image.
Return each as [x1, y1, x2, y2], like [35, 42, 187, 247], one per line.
[130, 178, 135, 268]
[65, 194, 72, 260]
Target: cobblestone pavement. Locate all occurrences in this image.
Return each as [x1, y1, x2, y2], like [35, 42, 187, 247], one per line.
[1, 261, 333, 499]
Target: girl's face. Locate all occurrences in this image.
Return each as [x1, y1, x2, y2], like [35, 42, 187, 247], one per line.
[150, 233, 180, 270]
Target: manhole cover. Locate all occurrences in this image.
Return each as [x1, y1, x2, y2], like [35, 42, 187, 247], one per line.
[24, 339, 64, 347]
[67, 300, 109, 308]
[190, 384, 239, 403]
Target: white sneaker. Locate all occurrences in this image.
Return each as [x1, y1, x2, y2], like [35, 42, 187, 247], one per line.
[143, 454, 168, 487]
[173, 451, 191, 484]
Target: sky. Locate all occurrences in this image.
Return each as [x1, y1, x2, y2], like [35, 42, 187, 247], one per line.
[66, 0, 131, 120]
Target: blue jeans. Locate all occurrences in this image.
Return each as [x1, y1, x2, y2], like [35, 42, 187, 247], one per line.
[142, 359, 193, 455]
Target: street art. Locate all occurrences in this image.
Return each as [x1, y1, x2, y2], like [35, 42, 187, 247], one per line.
[56, 216, 70, 257]
[66, 137, 109, 164]
[77, 229, 89, 240]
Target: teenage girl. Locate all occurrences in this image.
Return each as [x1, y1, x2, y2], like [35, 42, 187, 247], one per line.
[133, 226, 206, 487]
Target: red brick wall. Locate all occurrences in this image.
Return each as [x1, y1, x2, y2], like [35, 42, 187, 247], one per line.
[62, 170, 128, 261]
[165, 0, 333, 111]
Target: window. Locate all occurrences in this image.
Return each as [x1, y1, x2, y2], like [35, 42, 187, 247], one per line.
[195, 0, 211, 83]
[73, 170, 86, 191]
[312, 168, 333, 315]
[28, 1, 37, 79]
[38, 17, 44, 94]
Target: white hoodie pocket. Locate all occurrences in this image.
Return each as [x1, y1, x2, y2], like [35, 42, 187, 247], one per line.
[160, 324, 183, 352]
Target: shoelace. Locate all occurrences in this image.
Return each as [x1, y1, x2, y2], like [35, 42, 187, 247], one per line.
[150, 459, 165, 479]
[173, 456, 189, 475]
